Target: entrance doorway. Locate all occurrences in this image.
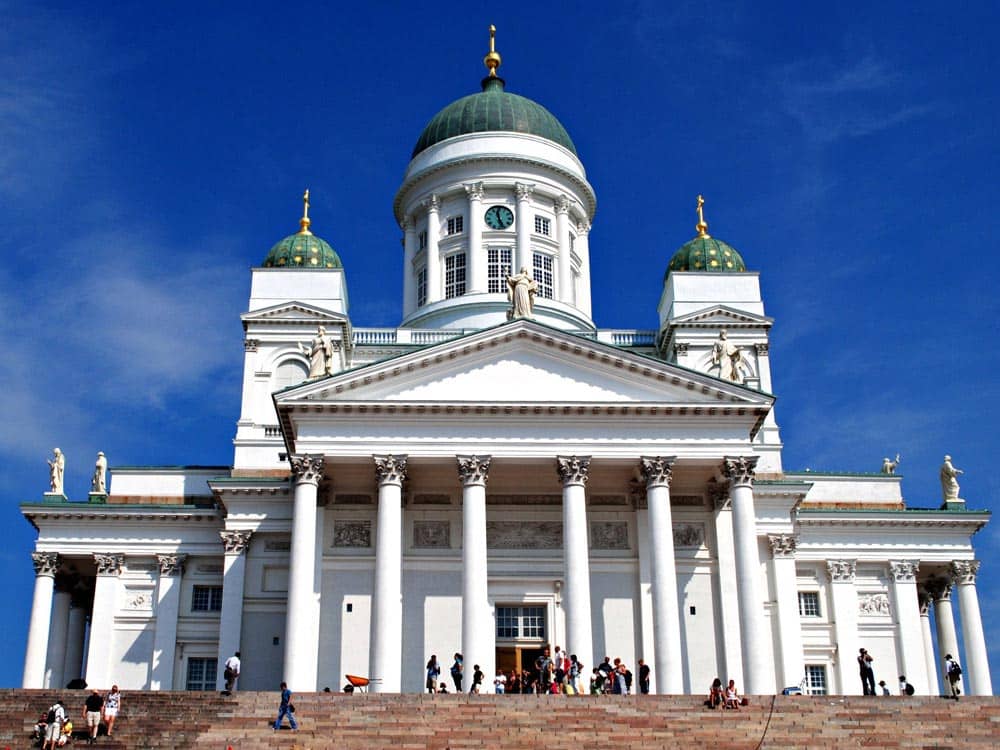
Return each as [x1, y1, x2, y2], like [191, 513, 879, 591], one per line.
[495, 604, 548, 687]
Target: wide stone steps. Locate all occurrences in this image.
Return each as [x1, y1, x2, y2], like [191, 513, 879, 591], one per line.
[2, 690, 997, 749]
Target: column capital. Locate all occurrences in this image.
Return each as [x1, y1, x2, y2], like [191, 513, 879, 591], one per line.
[950, 560, 980, 585]
[826, 559, 856, 583]
[220, 530, 253, 555]
[374, 454, 408, 485]
[889, 560, 920, 583]
[290, 454, 324, 485]
[557, 456, 591, 486]
[422, 193, 440, 212]
[640, 456, 675, 488]
[464, 181, 485, 201]
[708, 480, 731, 510]
[94, 553, 124, 577]
[31, 551, 60, 577]
[514, 182, 534, 201]
[924, 576, 952, 602]
[918, 593, 932, 615]
[575, 219, 591, 236]
[768, 533, 797, 558]
[403, 215, 416, 231]
[555, 195, 572, 214]
[157, 553, 187, 576]
[243, 338, 259, 353]
[722, 456, 758, 486]
[754, 342, 770, 356]
[457, 455, 491, 486]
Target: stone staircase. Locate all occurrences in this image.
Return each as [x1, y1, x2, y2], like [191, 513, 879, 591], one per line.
[2, 690, 997, 749]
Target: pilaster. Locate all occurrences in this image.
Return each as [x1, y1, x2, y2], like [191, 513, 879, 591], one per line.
[768, 534, 804, 690]
[217, 530, 252, 689]
[151, 553, 186, 690]
[86, 553, 123, 688]
[827, 559, 860, 695]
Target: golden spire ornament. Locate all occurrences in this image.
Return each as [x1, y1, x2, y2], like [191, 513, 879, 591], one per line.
[696, 194, 711, 238]
[484, 24, 502, 77]
[298, 188, 312, 235]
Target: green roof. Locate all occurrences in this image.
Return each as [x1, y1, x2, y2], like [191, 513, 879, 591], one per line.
[262, 232, 342, 269]
[666, 235, 747, 279]
[412, 76, 577, 158]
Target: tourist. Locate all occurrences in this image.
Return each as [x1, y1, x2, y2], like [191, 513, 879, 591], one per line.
[426, 655, 440, 694]
[273, 681, 298, 731]
[438, 682, 449, 694]
[898, 675, 915, 696]
[450, 653, 463, 692]
[590, 668, 604, 695]
[553, 654, 566, 694]
[878, 680, 890, 695]
[638, 658, 650, 694]
[857, 648, 876, 695]
[945, 654, 962, 700]
[470, 664, 484, 694]
[597, 656, 613, 693]
[43, 700, 66, 750]
[568, 654, 583, 695]
[102, 686, 121, 738]
[82, 689, 103, 744]
[535, 646, 552, 693]
[611, 660, 627, 695]
[494, 669, 506, 694]
[724, 679, 740, 710]
[706, 677, 723, 709]
[224, 651, 241, 694]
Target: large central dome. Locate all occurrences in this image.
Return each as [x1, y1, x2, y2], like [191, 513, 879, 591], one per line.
[411, 76, 577, 159]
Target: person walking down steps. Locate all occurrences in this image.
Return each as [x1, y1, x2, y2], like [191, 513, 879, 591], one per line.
[273, 682, 298, 731]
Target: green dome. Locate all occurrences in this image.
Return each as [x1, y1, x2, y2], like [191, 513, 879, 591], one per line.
[412, 77, 577, 158]
[665, 236, 747, 279]
[262, 232, 342, 269]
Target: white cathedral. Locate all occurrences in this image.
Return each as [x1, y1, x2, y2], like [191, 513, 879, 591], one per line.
[21, 32, 992, 698]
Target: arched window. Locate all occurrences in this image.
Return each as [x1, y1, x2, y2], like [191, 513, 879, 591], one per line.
[273, 360, 308, 390]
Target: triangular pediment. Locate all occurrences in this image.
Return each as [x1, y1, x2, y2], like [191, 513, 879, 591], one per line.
[241, 302, 349, 325]
[669, 305, 773, 329]
[276, 320, 772, 408]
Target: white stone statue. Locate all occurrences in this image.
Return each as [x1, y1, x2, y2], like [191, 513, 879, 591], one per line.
[506, 267, 537, 320]
[711, 330, 744, 383]
[881, 454, 900, 475]
[92, 451, 108, 494]
[940, 455, 964, 502]
[48, 448, 65, 494]
[300, 325, 334, 379]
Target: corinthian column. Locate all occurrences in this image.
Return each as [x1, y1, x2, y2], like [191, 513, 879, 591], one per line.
[951, 560, 992, 695]
[640, 456, 682, 693]
[457, 455, 493, 687]
[558, 456, 595, 676]
[22, 551, 59, 688]
[402, 216, 417, 315]
[370, 455, 407, 693]
[927, 577, 960, 696]
[465, 182, 485, 293]
[919, 592, 940, 695]
[217, 530, 252, 689]
[283, 454, 324, 691]
[514, 183, 534, 274]
[888, 560, 926, 695]
[86, 553, 124, 688]
[151, 553, 186, 690]
[555, 195, 572, 302]
[768, 534, 804, 690]
[724, 456, 769, 694]
[424, 195, 442, 303]
[45, 583, 72, 688]
[827, 559, 859, 694]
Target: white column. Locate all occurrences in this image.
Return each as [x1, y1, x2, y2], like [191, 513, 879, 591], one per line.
[888, 561, 927, 695]
[402, 216, 417, 315]
[465, 182, 485, 293]
[283, 454, 324, 691]
[575, 220, 592, 317]
[951, 561, 992, 695]
[640, 457, 682, 694]
[370, 455, 407, 693]
[45, 587, 72, 688]
[216, 530, 252, 689]
[827, 560, 860, 694]
[22, 552, 59, 688]
[457, 455, 493, 690]
[514, 183, 534, 275]
[555, 195, 572, 303]
[919, 592, 940, 695]
[151, 554, 185, 690]
[558, 456, 595, 677]
[724, 456, 769, 694]
[634, 504, 657, 691]
[768, 535, 805, 690]
[710, 483, 743, 688]
[424, 195, 442, 303]
[929, 578, 960, 696]
[63, 601, 87, 685]
[86, 553, 123, 689]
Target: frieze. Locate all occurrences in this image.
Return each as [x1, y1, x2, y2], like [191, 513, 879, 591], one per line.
[673, 523, 705, 549]
[672, 495, 705, 507]
[196, 564, 223, 574]
[265, 541, 291, 551]
[591, 521, 629, 550]
[556, 456, 591, 485]
[457, 455, 491, 486]
[31, 551, 60, 577]
[858, 592, 891, 617]
[414, 493, 452, 505]
[335, 494, 373, 505]
[827, 559, 856, 583]
[290, 454, 324, 484]
[157, 554, 186, 576]
[95, 553, 125, 577]
[489, 494, 561, 505]
[589, 495, 628, 506]
[640, 456, 676, 488]
[332, 520, 372, 548]
[413, 520, 451, 549]
[126, 562, 157, 572]
[950, 560, 980, 585]
[889, 560, 919, 583]
[488, 521, 562, 550]
[374, 454, 408, 485]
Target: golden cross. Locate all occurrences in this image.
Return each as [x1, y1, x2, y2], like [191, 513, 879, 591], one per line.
[696, 194, 709, 237]
[489, 25, 496, 53]
[303, 189, 310, 220]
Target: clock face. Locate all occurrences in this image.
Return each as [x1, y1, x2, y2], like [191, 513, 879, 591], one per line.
[484, 205, 514, 230]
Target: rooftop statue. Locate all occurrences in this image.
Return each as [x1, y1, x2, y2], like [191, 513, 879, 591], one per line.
[47, 448, 65, 494]
[92, 451, 108, 494]
[506, 267, 537, 320]
[881, 454, 900, 475]
[711, 330, 744, 383]
[940, 455, 964, 502]
[300, 325, 334, 379]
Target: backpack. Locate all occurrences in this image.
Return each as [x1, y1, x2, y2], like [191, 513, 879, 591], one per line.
[949, 662, 962, 677]
[46, 706, 57, 724]
[904, 682, 915, 696]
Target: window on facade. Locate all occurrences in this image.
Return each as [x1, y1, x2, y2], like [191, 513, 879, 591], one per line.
[487, 247, 512, 293]
[446, 216, 464, 235]
[534, 216, 551, 236]
[532, 252, 554, 299]
[274, 360, 308, 391]
[192, 585, 223, 612]
[495, 605, 546, 640]
[804, 664, 828, 695]
[444, 253, 467, 298]
[185, 657, 218, 691]
[798, 591, 821, 617]
[418, 231, 427, 251]
[417, 266, 427, 307]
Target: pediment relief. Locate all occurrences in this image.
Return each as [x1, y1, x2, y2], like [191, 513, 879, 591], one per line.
[242, 302, 349, 325]
[668, 305, 773, 329]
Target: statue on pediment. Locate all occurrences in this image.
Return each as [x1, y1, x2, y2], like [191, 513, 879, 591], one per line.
[506, 267, 537, 320]
[940, 455, 963, 502]
[301, 325, 334, 379]
[48, 448, 65, 494]
[881, 454, 900, 475]
[711, 330, 744, 383]
[92, 451, 108, 494]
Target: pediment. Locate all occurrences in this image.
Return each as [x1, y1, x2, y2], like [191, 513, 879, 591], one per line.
[669, 305, 773, 329]
[242, 302, 349, 325]
[276, 320, 772, 408]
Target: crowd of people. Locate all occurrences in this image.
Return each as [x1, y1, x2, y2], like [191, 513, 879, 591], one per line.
[34, 686, 122, 747]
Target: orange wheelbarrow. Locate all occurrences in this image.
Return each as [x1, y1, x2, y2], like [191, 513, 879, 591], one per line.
[345, 674, 381, 693]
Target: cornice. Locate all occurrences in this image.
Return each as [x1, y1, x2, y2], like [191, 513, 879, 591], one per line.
[21, 505, 221, 528]
[795, 508, 989, 531]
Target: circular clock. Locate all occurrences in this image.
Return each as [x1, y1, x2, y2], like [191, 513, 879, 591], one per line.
[484, 205, 514, 230]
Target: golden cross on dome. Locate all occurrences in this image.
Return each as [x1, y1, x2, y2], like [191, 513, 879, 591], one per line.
[484, 24, 502, 77]
[696, 194, 710, 238]
[299, 188, 313, 235]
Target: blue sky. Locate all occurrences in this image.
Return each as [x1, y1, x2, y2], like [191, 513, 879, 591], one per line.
[2, 1, 998, 690]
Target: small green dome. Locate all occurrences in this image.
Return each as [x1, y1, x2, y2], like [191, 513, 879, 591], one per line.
[665, 236, 747, 279]
[262, 232, 342, 269]
[412, 77, 577, 158]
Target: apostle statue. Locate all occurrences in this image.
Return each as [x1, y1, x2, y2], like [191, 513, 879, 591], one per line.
[48, 448, 65, 494]
[711, 330, 744, 383]
[92, 451, 108, 494]
[939, 455, 964, 502]
[300, 325, 334, 379]
[881, 454, 900, 475]
[506, 267, 537, 320]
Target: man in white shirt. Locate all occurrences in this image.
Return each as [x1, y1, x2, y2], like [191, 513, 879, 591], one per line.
[44, 701, 66, 750]
[224, 651, 241, 694]
[494, 670, 506, 694]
